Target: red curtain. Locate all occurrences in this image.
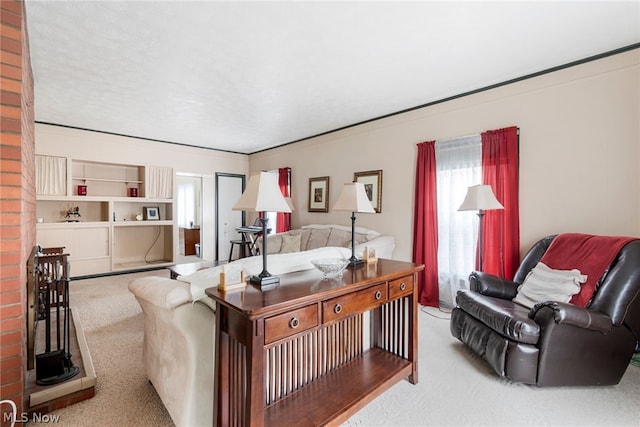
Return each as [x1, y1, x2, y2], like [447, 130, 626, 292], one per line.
[481, 126, 520, 279]
[413, 141, 439, 307]
[276, 167, 291, 233]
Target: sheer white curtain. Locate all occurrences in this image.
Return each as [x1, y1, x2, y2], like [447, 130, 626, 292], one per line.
[177, 177, 201, 227]
[36, 155, 66, 195]
[435, 135, 482, 308]
[148, 166, 173, 199]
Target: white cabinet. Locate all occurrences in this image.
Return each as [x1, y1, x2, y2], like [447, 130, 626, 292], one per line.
[36, 156, 175, 277]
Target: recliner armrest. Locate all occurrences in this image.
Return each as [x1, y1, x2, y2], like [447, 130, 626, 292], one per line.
[468, 271, 519, 300]
[530, 301, 613, 334]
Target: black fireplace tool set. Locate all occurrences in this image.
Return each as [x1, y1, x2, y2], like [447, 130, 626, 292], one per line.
[35, 248, 80, 385]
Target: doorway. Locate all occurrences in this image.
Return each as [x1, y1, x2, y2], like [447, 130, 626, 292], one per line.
[176, 174, 202, 264]
[215, 173, 245, 262]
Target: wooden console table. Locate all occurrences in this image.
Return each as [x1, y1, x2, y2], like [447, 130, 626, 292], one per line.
[206, 258, 424, 426]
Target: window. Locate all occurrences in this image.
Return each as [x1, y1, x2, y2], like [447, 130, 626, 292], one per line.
[435, 135, 481, 308]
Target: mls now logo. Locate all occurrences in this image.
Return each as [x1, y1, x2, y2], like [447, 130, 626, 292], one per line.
[1, 400, 61, 425]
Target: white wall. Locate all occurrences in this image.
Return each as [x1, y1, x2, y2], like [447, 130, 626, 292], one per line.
[249, 49, 640, 262]
[35, 124, 249, 261]
[35, 49, 639, 266]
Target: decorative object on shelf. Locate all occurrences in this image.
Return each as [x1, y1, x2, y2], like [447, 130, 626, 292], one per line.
[362, 246, 378, 264]
[332, 182, 376, 267]
[77, 185, 87, 196]
[311, 258, 349, 277]
[218, 263, 246, 292]
[129, 187, 138, 197]
[143, 206, 160, 220]
[233, 171, 292, 288]
[458, 184, 504, 271]
[354, 169, 383, 213]
[136, 213, 143, 221]
[308, 176, 330, 212]
[64, 206, 81, 222]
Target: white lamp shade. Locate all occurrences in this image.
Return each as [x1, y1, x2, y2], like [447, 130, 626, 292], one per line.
[458, 184, 504, 211]
[332, 182, 376, 213]
[232, 171, 292, 213]
[284, 197, 295, 211]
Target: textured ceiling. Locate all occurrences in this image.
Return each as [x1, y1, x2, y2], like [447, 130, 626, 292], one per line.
[25, 1, 640, 154]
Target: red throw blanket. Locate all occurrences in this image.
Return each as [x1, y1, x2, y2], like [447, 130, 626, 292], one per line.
[540, 233, 637, 307]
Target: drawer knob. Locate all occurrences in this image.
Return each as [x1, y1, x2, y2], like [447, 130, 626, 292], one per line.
[400, 282, 406, 291]
[375, 290, 382, 300]
[289, 317, 300, 329]
[334, 303, 342, 314]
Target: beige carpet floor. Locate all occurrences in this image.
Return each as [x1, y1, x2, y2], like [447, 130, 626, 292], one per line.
[41, 270, 640, 426]
[33, 270, 173, 427]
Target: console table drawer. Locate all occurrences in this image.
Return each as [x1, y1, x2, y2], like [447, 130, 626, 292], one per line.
[389, 275, 414, 299]
[265, 304, 318, 344]
[322, 283, 387, 323]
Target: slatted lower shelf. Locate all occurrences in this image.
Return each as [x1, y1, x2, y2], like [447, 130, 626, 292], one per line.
[265, 347, 412, 426]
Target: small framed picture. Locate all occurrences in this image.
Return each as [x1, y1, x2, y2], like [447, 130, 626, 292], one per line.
[354, 170, 383, 213]
[308, 176, 330, 212]
[363, 246, 378, 263]
[143, 206, 160, 220]
[219, 263, 246, 292]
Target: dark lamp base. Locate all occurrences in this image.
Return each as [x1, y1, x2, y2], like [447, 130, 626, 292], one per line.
[249, 274, 280, 288]
[347, 258, 365, 267]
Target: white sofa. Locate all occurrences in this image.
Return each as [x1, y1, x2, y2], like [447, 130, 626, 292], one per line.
[128, 276, 215, 427]
[128, 226, 395, 426]
[259, 223, 395, 258]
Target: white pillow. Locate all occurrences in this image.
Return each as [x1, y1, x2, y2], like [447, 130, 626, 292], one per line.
[513, 262, 587, 309]
[280, 234, 301, 253]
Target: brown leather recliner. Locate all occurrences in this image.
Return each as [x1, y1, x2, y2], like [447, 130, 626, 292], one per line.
[450, 235, 640, 386]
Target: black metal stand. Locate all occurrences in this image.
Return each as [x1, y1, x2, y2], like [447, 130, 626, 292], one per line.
[346, 212, 364, 267]
[249, 216, 280, 288]
[476, 210, 485, 272]
[35, 255, 79, 385]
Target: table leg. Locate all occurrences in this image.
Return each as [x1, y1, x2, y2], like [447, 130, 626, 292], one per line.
[214, 305, 230, 426]
[408, 271, 419, 384]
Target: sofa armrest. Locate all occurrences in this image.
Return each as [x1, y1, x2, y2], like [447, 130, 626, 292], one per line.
[530, 301, 613, 334]
[468, 271, 519, 300]
[128, 276, 192, 310]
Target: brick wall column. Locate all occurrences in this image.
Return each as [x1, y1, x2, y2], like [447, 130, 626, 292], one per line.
[1, 0, 35, 423]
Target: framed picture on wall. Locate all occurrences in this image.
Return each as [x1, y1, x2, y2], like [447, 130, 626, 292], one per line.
[354, 170, 383, 213]
[308, 176, 330, 212]
[143, 206, 160, 220]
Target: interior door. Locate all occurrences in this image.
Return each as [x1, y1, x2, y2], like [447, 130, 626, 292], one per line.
[215, 173, 245, 262]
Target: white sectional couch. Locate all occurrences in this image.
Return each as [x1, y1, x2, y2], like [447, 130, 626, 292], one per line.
[259, 223, 396, 258]
[128, 225, 395, 426]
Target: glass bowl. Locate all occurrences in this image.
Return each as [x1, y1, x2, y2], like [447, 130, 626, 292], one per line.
[310, 258, 349, 277]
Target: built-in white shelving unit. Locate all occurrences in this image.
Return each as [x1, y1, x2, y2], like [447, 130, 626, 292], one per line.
[36, 156, 175, 277]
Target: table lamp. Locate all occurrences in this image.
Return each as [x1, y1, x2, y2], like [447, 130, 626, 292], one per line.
[458, 184, 504, 271]
[233, 171, 292, 287]
[332, 182, 376, 266]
